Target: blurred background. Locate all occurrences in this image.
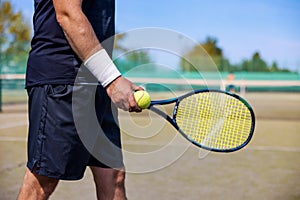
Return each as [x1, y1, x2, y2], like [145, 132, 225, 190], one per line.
[1, 0, 300, 105]
[0, 0, 299, 199]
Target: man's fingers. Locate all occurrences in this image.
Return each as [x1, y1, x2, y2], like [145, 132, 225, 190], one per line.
[133, 86, 145, 92]
[129, 93, 142, 112]
[105, 76, 144, 112]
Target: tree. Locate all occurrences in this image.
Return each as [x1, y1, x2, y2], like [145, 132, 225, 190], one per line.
[180, 36, 231, 72]
[0, 1, 31, 73]
[113, 32, 152, 73]
[239, 52, 269, 72]
[114, 32, 127, 53]
[201, 37, 223, 67]
[270, 61, 279, 72]
[115, 50, 152, 73]
[251, 52, 268, 72]
[179, 35, 294, 73]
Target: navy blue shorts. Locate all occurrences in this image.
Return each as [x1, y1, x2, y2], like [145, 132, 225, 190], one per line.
[26, 84, 123, 180]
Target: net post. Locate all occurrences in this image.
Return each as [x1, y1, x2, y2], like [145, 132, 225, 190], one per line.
[240, 80, 246, 97]
[0, 76, 2, 112]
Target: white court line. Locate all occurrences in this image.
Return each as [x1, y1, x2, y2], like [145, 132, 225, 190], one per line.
[0, 136, 27, 142]
[246, 146, 300, 153]
[0, 136, 299, 153]
[0, 121, 28, 130]
[123, 141, 300, 153]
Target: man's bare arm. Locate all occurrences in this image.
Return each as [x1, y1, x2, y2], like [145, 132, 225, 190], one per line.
[53, 0, 100, 61]
[52, 0, 142, 111]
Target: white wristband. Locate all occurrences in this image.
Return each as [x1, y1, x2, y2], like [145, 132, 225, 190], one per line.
[84, 49, 121, 87]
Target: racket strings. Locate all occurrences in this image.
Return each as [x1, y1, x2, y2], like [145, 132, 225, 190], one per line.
[175, 92, 253, 150]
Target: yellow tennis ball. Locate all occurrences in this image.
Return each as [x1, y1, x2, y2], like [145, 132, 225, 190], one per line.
[134, 90, 151, 109]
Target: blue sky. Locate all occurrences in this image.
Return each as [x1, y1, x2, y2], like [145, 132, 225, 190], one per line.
[10, 0, 300, 71]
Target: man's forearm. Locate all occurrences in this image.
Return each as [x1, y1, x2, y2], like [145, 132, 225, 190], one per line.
[52, 0, 121, 87]
[53, 0, 102, 61]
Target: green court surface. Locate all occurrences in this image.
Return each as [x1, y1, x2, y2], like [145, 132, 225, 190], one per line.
[0, 92, 299, 199]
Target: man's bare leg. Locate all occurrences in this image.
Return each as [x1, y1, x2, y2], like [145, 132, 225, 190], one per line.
[17, 168, 59, 200]
[90, 166, 127, 200]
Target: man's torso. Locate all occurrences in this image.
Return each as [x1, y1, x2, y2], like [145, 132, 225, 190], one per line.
[26, 0, 115, 88]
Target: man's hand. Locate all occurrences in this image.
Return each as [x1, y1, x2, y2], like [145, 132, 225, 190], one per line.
[106, 76, 143, 112]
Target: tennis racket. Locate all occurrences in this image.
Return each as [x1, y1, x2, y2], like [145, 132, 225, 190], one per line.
[144, 89, 255, 152]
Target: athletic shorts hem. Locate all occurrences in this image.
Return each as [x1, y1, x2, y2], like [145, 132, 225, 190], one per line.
[27, 162, 84, 181]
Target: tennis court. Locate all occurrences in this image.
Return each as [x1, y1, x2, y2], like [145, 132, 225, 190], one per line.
[0, 92, 299, 199]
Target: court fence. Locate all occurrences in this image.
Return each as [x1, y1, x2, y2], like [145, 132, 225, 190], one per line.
[0, 72, 300, 111]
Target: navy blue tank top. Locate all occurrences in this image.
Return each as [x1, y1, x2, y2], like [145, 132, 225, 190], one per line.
[26, 0, 115, 88]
